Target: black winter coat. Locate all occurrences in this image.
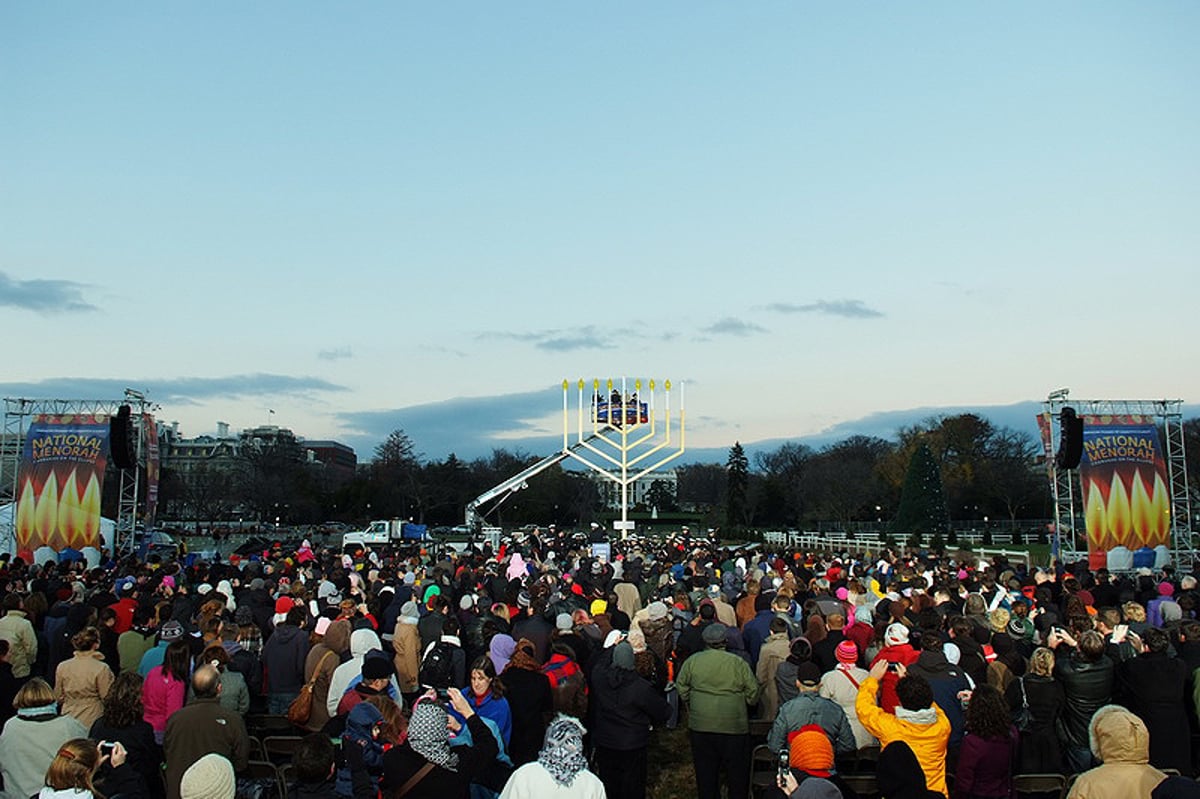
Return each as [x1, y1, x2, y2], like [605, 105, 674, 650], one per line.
[262, 623, 310, 694]
[382, 714, 499, 799]
[90, 717, 163, 799]
[907, 650, 969, 746]
[1054, 649, 1114, 750]
[1005, 673, 1065, 774]
[589, 659, 671, 751]
[498, 666, 553, 766]
[1120, 652, 1192, 774]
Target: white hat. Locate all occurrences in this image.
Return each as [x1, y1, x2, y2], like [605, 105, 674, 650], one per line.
[181, 754, 236, 799]
[884, 623, 909, 647]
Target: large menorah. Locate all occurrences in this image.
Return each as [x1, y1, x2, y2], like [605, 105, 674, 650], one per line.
[562, 377, 686, 539]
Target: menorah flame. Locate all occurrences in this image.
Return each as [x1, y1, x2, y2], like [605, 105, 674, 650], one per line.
[1083, 469, 1171, 551]
[15, 467, 105, 553]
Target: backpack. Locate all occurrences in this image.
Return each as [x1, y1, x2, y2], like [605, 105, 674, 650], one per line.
[419, 641, 456, 690]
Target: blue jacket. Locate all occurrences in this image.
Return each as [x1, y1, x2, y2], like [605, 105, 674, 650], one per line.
[743, 610, 777, 668]
[336, 702, 384, 797]
[450, 690, 512, 747]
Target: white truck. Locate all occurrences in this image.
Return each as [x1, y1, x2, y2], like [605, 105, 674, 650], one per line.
[342, 519, 428, 550]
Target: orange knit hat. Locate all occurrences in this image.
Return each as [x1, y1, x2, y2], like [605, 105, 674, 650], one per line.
[788, 724, 833, 777]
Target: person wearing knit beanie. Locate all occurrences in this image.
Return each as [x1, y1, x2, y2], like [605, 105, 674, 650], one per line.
[611, 640, 636, 671]
[835, 640, 858, 665]
[788, 724, 834, 777]
[884, 623, 909, 647]
[180, 754, 236, 799]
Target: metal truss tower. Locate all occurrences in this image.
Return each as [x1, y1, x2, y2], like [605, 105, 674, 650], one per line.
[2, 392, 153, 556]
[1041, 394, 1193, 568]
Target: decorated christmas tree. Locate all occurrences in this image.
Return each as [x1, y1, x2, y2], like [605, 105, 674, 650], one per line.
[893, 442, 950, 534]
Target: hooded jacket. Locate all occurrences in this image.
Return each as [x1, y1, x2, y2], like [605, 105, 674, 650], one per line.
[876, 740, 944, 799]
[304, 619, 351, 732]
[905, 649, 969, 745]
[392, 610, 422, 693]
[1066, 705, 1167, 799]
[855, 675, 951, 797]
[336, 702, 385, 797]
[328, 628, 390, 715]
[0, 610, 37, 679]
[588, 655, 670, 751]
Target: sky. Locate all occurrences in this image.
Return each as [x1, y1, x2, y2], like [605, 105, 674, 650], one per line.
[3, 3, 1198, 465]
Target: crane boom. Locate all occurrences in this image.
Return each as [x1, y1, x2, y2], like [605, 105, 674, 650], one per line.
[464, 434, 601, 530]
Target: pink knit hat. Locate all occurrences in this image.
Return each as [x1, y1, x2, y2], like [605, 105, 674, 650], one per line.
[835, 640, 858, 665]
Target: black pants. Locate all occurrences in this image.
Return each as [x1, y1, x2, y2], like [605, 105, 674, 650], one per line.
[595, 745, 648, 799]
[689, 730, 750, 799]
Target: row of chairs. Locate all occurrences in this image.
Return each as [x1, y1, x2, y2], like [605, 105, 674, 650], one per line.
[243, 761, 293, 799]
[247, 734, 306, 764]
[750, 757, 1189, 799]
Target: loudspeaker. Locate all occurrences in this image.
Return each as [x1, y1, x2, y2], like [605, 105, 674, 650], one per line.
[1055, 407, 1084, 471]
[110, 404, 137, 470]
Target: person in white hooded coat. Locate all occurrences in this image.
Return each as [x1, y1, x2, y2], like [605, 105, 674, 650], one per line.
[326, 627, 400, 715]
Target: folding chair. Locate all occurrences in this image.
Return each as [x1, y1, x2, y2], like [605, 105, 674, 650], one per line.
[841, 773, 879, 799]
[278, 763, 296, 799]
[749, 744, 779, 798]
[263, 734, 305, 764]
[852, 745, 881, 774]
[1013, 773, 1067, 799]
[245, 713, 296, 737]
[248, 735, 266, 761]
[242, 760, 285, 799]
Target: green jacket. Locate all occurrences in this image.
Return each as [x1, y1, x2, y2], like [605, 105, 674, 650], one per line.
[118, 628, 156, 674]
[676, 648, 761, 734]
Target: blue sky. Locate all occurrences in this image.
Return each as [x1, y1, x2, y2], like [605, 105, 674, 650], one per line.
[3, 3, 1198, 463]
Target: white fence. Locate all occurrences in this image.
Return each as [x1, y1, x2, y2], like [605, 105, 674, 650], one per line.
[759, 530, 1034, 566]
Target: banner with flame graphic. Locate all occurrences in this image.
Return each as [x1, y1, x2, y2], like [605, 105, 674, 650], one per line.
[14, 414, 110, 556]
[1078, 415, 1170, 567]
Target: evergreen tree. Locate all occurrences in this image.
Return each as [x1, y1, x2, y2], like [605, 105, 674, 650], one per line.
[893, 442, 949, 534]
[725, 442, 749, 530]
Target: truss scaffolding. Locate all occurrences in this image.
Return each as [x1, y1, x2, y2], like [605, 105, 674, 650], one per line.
[1042, 397, 1193, 569]
[2, 393, 153, 557]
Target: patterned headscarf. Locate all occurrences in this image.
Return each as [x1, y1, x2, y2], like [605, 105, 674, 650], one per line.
[407, 702, 459, 772]
[537, 714, 589, 787]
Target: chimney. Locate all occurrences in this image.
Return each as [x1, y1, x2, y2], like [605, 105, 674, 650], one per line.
[217, 421, 230, 438]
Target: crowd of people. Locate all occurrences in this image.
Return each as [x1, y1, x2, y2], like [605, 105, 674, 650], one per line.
[2, 529, 1200, 799]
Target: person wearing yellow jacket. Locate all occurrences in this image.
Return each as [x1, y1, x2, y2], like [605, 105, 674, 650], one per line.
[855, 659, 952, 797]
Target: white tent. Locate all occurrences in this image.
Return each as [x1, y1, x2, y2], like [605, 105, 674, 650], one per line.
[0, 502, 115, 566]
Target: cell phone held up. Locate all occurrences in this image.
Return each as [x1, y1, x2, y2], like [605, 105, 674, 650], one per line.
[778, 747, 790, 781]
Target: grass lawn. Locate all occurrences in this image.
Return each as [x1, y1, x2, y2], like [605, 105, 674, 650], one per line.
[647, 722, 699, 799]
